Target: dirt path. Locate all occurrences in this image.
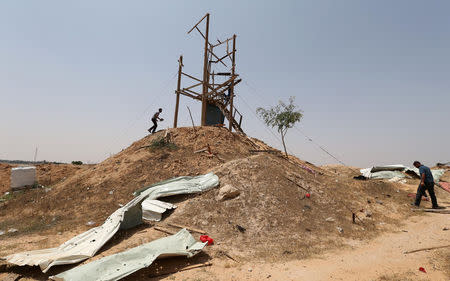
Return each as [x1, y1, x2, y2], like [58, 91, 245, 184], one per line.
[163, 212, 449, 281]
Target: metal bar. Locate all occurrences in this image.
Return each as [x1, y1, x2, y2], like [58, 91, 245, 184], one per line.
[187, 13, 208, 34]
[173, 55, 183, 128]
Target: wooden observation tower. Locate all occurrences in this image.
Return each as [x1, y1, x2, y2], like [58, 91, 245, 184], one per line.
[173, 13, 244, 133]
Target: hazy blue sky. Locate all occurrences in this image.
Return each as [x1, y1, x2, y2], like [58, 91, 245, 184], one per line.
[1, 1, 449, 167]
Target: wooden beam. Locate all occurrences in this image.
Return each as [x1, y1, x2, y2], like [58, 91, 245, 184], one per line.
[183, 82, 202, 91]
[229, 34, 236, 131]
[187, 13, 209, 34]
[173, 55, 183, 128]
[178, 90, 201, 101]
[182, 72, 202, 83]
[201, 13, 210, 126]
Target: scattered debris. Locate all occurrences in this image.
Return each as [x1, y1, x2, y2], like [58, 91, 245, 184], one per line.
[0, 230, 4, 236]
[5, 173, 219, 272]
[217, 250, 239, 263]
[154, 226, 176, 235]
[443, 227, 449, 231]
[167, 223, 206, 234]
[403, 244, 450, 254]
[419, 267, 427, 273]
[325, 217, 335, 222]
[336, 226, 343, 233]
[50, 229, 207, 281]
[411, 208, 450, 214]
[236, 224, 246, 233]
[149, 262, 213, 278]
[364, 210, 373, 218]
[7, 228, 18, 233]
[1, 273, 22, 281]
[86, 221, 95, 226]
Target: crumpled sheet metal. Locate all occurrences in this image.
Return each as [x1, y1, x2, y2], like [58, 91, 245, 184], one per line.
[360, 165, 445, 182]
[50, 229, 206, 281]
[4, 173, 219, 272]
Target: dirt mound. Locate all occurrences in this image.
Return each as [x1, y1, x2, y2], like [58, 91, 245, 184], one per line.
[0, 127, 257, 234]
[0, 127, 414, 265]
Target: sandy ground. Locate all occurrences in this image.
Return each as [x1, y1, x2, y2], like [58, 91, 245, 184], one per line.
[151, 212, 449, 281]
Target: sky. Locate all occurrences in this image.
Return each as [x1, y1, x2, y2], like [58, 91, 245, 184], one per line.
[1, 0, 449, 167]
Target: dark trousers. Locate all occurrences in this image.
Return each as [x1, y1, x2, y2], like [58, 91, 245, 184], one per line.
[148, 118, 157, 133]
[415, 182, 438, 207]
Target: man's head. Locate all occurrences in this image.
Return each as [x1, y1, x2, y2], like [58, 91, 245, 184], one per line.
[413, 161, 421, 168]
[159, 108, 162, 112]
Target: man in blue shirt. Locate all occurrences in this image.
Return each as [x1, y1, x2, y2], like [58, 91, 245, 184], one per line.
[413, 161, 443, 209]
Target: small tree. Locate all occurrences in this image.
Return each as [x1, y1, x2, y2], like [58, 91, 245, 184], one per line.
[256, 97, 303, 157]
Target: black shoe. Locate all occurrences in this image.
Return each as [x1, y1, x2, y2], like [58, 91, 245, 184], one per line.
[432, 206, 445, 209]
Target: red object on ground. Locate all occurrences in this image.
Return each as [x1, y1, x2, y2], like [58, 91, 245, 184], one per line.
[440, 182, 450, 193]
[407, 193, 429, 201]
[305, 193, 311, 198]
[200, 235, 214, 245]
[419, 267, 427, 273]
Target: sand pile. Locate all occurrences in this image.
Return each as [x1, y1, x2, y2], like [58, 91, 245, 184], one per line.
[0, 127, 414, 262]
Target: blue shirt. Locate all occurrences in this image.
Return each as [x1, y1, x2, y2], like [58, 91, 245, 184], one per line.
[419, 165, 434, 183]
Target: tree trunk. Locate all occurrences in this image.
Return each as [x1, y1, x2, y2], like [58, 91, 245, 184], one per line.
[281, 131, 288, 157]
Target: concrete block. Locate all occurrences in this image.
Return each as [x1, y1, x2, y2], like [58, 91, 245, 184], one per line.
[10, 166, 36, 190]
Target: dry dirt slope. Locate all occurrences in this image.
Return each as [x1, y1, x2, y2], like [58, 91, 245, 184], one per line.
[0, 127, 419, 277]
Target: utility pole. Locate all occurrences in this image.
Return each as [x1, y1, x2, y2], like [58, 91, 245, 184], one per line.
[33, 147, 38, 162]
[173, 55, 183, 128]
[201, 13, 210, 126]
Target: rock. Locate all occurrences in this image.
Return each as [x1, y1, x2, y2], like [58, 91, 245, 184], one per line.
[0, 230, 4, 235]
[337, 226, 343, 233]
[216, 184, 240, 201]
[86, 221, 95, 226]
[365, 210, 372, 217]
[8, 228, 18, 233]
[325, 217, 335, 222]
[376, 200, 383, 205]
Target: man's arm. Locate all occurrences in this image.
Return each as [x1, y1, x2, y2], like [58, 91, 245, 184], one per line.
[421, 173, 425, 186]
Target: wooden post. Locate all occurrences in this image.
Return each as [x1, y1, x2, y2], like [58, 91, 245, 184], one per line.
[228, 34, 236, 131]
[173, 55, 183, 128]
[201, 13, 210, 126]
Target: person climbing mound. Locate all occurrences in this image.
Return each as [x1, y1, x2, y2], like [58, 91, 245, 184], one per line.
[148, 108, 163, 134]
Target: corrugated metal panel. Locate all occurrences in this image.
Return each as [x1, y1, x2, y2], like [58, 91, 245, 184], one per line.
[50, 229, 206, 281]
[5, 173, 219, 272]
[141, 199, 177, 221]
